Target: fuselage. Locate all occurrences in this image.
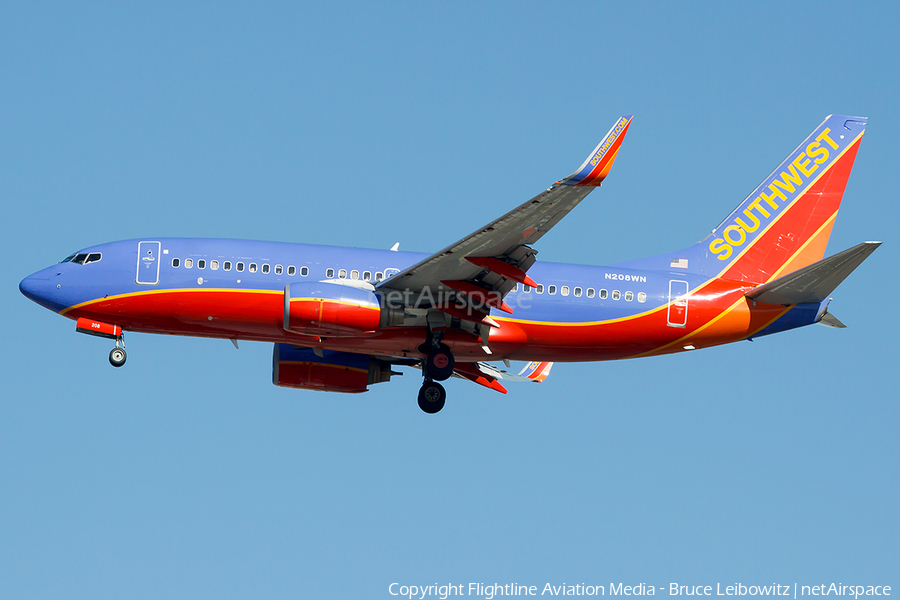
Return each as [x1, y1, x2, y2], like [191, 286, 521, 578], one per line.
[17, 115, 870, 414]
[20, 237, 814, 363]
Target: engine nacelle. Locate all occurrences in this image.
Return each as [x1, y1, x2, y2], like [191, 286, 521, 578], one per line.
[272, 344, 398, 393]
[283, 282, 404, 337]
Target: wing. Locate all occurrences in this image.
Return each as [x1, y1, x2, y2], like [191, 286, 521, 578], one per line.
[377, 115, 633, 314]
[452, 361, 555, 394]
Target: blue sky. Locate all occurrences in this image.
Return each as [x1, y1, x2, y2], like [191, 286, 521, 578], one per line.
[2, 2, 898, 598]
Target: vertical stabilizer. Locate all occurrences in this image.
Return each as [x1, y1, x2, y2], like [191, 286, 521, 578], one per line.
[699, 115, 866, 284]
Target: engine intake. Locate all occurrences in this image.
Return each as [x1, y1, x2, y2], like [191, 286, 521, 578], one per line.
[272, 344, 399, 393]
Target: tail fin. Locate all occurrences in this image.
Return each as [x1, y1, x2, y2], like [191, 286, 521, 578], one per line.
[700, 115, 867, 284]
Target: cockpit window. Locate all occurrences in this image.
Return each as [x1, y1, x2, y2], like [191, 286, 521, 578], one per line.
[61, 252, 101, 265]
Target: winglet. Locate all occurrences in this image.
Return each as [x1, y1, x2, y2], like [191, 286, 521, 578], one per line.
[558, 115, 632, 187]
[517, 361, 553, 382]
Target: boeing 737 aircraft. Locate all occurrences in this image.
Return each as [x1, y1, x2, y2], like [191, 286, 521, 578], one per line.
[20, 115, 879, 413]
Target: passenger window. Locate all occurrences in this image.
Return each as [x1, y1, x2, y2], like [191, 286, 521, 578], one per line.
[326, 268, 335, 278]
[338, 269, 347, 279]
[375, 272, 383, 281]
[523, 285, 531, 292]
[262, 264, 270, 274]
[210, 260, 219, 270]
[198, 259, 206, 269]
[363, 271, 371, 281]
[548, 285, 557, 295]
[574, 287, 582, 297]
[536, 284, 544, 294]
[512, 284, 518, 292]
[625, 291, 634, 301]
[287, 265, 295, 276]
[638, 292, 647, 303]
[599, 289, 608, 299]
[561, 286, 569, 296]
[236, 262, 244, 272]
[249, 263, 257, 273]
[185, 258, 193, 269]
[587, 288, 595, 298]
[224, 261, 232, 271]
[85, 253, 102, 264]
[275, 265, 282, 275]
[351, 270, 359, 280]
[172, 258, 180, 268]
[612, 290, 621, 300]
[299, 266, 308, 276]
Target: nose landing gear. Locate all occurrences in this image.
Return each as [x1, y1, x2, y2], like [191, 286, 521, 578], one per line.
[75, 318, 128, 368]
[108, 333, 127, 367]
[109, 346, 127, 367]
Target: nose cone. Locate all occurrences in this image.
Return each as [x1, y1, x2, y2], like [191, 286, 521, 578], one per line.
[20, 268, 66, 312]
[20, 272, 49, 302]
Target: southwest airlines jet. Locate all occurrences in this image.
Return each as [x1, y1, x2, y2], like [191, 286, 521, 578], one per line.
[20, 115, 878, 413]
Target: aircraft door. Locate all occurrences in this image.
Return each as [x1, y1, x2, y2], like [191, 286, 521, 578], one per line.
[136, 241, 161, 285]
[667, 280, 689, 328]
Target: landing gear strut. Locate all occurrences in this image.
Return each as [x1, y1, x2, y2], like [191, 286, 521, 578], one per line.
[108, 334, 126, 367]
[424, 344, 454, 381]
[417, 330, 454, 413]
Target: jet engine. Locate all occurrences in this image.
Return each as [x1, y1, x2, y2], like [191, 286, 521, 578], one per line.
[272, 344, 399, 393]
[283, 282, 404, 337]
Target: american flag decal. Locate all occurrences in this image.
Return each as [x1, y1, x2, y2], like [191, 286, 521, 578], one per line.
[671, 258, 689, 269]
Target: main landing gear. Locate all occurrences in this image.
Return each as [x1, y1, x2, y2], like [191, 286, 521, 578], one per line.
[424, 344, 454, 381]
[417, 336, 455, 414]
[108, 334, 127, 367]
[418, 380, 446, 414]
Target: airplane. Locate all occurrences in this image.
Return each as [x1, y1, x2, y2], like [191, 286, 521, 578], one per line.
[20, 114, 879, 413]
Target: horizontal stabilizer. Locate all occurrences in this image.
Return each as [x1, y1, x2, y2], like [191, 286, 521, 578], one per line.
[746, 241, 881, 305]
